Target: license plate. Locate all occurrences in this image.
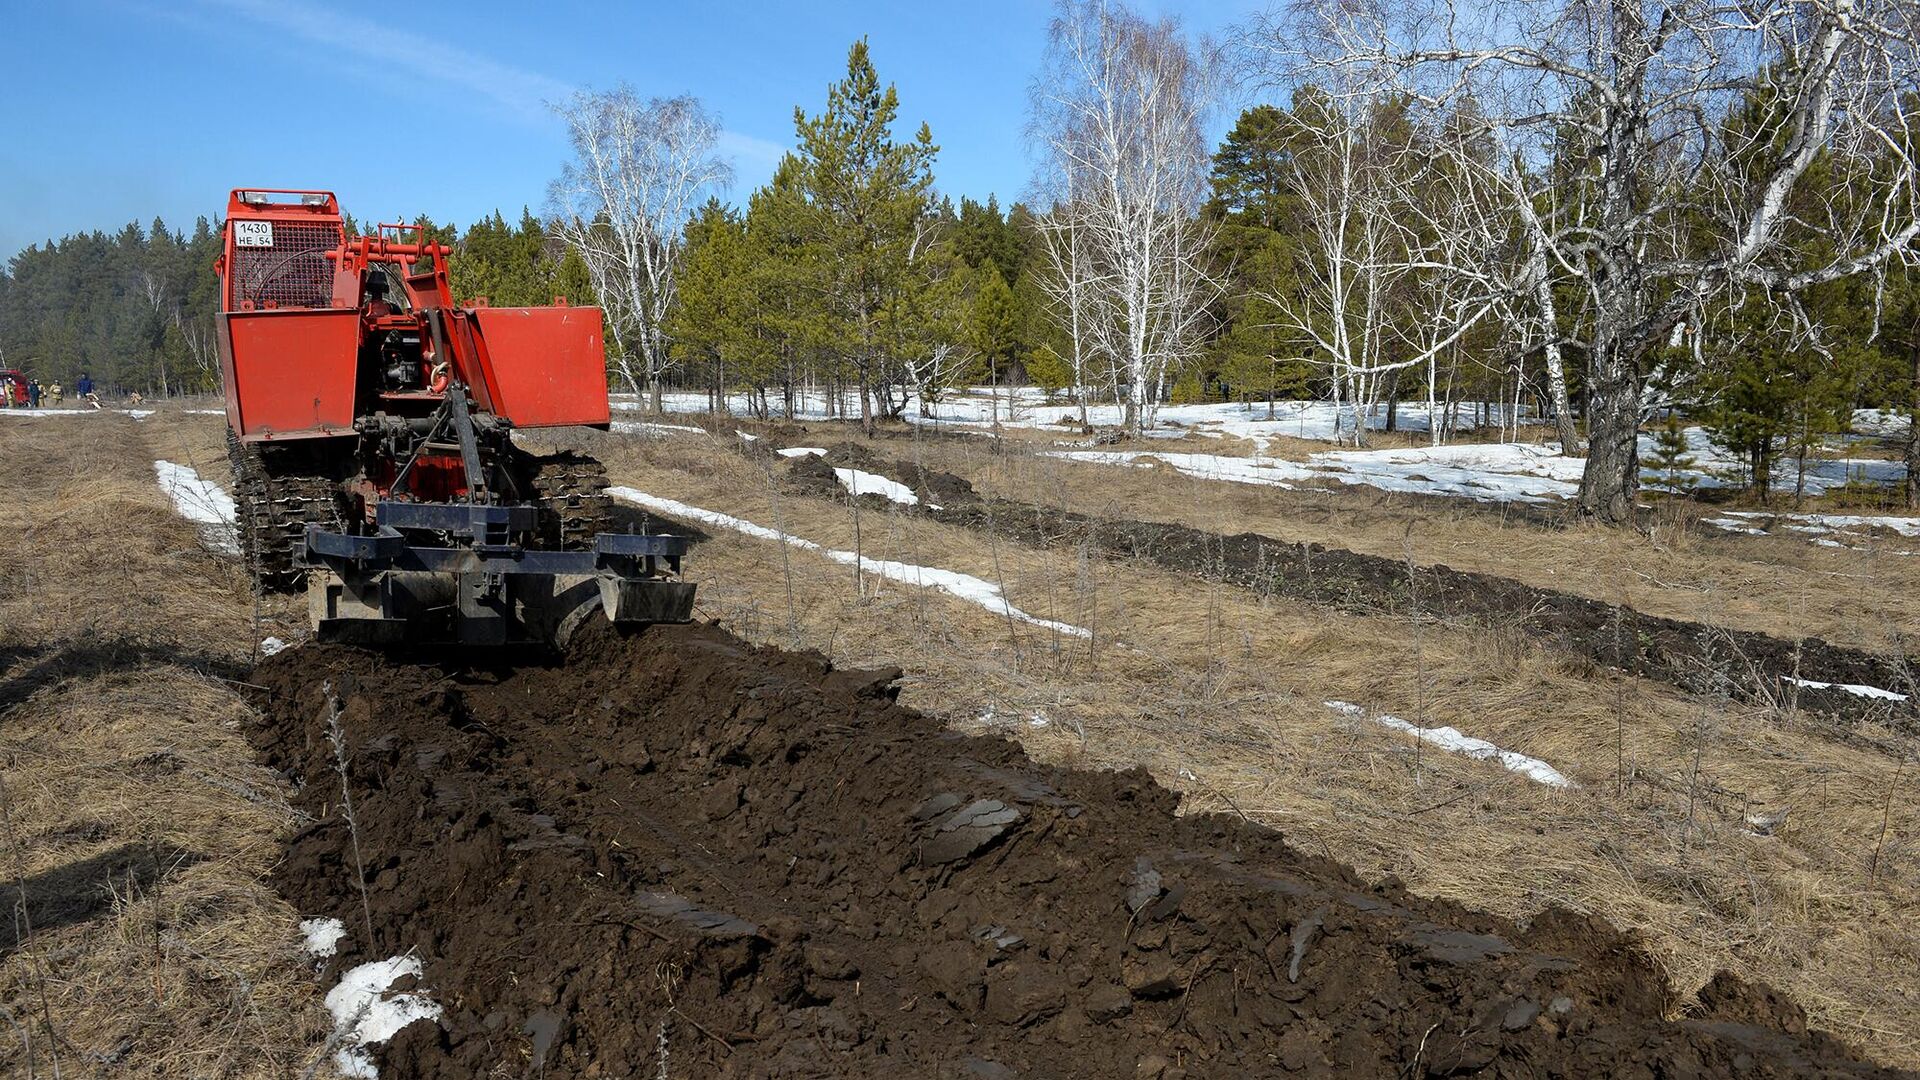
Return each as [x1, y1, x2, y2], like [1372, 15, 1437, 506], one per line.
[235, 220, 275, 248]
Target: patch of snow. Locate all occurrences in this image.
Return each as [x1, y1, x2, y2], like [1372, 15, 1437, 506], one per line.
[1, 407, 153, 419]
[152, 460, 240, 553]
[1325, 700, 1575, 788]
[323, 955, 442, 1079]
[609, 419, 705, 437]
[834, 467, 920, 506]
[184, 408, 226, 415]
[300, 916, 346, 958]
[817, 553, 1089, 638]
[777, 446, 827, 458]
[1047, 421, 1904, 507]
[608, 488, 1090, 638]
[1047, 443, 1576, 504]
[1704, 517, 1770, 536]
[736, 430, 759, 442]
[627, 388, 1523, 445]
[260, 636, 289, 657]
[1783, 676, 1908, 702]
[1720, 509, 1920, 538]
[1852, 408, 1910, 439]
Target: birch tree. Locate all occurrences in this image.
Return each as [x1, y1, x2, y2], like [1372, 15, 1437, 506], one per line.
[551, 88, 732, 408]
[1262, 88, 1514, 445]
[1249, 0, 1920, 523]
[1029, 0, 1224, 433]
[1029, 204, 1106, 428]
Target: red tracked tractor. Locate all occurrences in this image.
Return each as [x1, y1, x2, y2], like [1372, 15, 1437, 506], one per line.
[214, 188, 693, 646]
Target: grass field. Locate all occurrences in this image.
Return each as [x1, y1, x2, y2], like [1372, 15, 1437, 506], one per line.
[5, 404, 1918, 1073]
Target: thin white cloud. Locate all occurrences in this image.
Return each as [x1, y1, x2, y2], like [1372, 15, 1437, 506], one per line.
[191, 0, 788, 189]
[716, 130, 790, 179]
[201, 0, 573, 120]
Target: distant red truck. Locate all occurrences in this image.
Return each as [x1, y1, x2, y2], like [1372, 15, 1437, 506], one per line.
[0, 370, 27, 407]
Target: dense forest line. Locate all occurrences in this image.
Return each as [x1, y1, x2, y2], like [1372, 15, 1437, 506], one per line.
[0, 209, 586, 399]
[4, 12, 1918, 514]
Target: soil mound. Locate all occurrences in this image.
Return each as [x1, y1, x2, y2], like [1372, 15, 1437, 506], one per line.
[249, 624, 1906, 1078]
[785, 442, 985, 511]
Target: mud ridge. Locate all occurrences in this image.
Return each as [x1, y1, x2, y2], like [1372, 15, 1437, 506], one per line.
[785, 445, 1919, 732]
[250, 623, 1905, 1077]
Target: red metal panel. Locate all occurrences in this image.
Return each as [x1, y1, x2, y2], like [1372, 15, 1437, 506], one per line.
[468, 307, 610, 428]
[224, 309, 362, 439]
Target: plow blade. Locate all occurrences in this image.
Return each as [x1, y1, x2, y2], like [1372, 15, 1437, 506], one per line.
[303, 525, 695, 648]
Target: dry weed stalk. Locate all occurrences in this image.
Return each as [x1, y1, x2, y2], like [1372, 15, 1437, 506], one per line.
[0, 770, 60, 1079]
[1870, 757, 1907, 886]
[1402, 523, 1428, 784]
[322, 680, 375, 949]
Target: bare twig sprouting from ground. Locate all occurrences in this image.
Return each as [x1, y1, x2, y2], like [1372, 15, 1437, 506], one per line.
[848, 475, 867, 603]
[981, 493, 1025, 668]
[322, 680, 375, 949]
[1402, 522, 1426, 784]
[1, 768, 62, 1079]
[1682, 625, 1732, 851]
[1612, 587, 1628, 797]
[1871, 758, 1908, 886]
[749, 454, 802, 649]
[0, 1004, 32, 1078]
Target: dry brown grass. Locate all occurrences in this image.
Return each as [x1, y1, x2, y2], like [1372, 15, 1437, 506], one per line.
[0, 415, 327, 1077]
[569, 425, 1920, 1069]
[28, 410, 1911, 1068]
[864, 427, 1920, 656]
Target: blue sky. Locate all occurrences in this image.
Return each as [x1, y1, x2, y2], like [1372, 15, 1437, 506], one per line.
[0, 0, 1263, 261]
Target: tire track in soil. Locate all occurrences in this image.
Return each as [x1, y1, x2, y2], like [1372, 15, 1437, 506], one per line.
[780, 444, 1920, 737]
[250, 623, 1908, 1077]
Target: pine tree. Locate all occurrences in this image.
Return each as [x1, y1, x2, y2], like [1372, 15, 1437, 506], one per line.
[1644, 418, 1698, 495]
[966, 266, 1018, 417]
[1208, 105, 1293, 231]
[791, 38, 940, 434]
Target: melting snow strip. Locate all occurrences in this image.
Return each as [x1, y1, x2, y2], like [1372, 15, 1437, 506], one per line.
[778, 446, 827, 458]
[1043, 447, 1575, 504]
[609, 488, 1090, 638]
[323, 955, 443, 1079]
[609, 419, 707, 437]
[153, 460, 239, 554]
[834, 467, 922, 506]
[1325, 701, 1575, 788]
[1782, 676, 1908, 702]
[2, 408, 154, 419]
[1718, 509, 1920, 539]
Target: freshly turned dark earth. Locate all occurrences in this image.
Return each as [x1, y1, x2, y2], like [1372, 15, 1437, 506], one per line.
[249, 623, 1908, 1077]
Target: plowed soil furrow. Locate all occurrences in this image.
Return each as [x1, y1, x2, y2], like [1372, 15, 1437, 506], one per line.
[250, 623, 1905, 1078]
[781, 445, 1919, 732]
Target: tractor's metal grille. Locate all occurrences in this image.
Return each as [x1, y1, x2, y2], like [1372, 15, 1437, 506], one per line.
[229, 222, 342, 310]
